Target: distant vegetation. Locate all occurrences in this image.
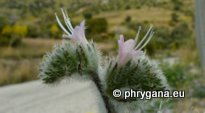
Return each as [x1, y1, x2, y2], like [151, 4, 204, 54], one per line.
[0, 0, 194, 45]
[0, 0, 200, 96]
[1, 0, 205, 112]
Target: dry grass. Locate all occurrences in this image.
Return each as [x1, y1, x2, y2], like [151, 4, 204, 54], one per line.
[0, 38, 61, 86]
[174, 98, 205, 113]
[176, 47, 199, 65]
[0, 38, 114, 59]
[0, 38, 61, 59]
[0, 59, 39, 86]
[0, 38, 114, 86]
[94, 7, 191, 31]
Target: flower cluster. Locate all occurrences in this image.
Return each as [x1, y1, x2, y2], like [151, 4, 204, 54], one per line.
[39, 9, 169, 113]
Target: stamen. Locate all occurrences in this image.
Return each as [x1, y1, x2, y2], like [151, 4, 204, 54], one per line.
[55, 13, 71, 36]
[64, 10, 74, 32]
[135, 26, 141, 42]
[61, 8, 74, 33]
[138, 30, 154, 50]
[135, 25, 153, 50]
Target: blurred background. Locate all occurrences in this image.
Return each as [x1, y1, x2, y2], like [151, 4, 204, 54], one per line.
[0, 0, 204, 112]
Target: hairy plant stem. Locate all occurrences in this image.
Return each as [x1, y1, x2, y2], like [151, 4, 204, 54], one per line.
[91, 72, 116, 113]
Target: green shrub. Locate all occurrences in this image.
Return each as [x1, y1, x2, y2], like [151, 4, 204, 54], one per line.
[1, 25, 13, 37]
[1, 24, 28, 38]
[170, 12, 179, 24]
[0, 16, 8, 31]
[161, 64, 187, 88]
[86, 18, 108, 35]
[192, 85, 205, 98]
[13, 24, 28, 38]
[83, 12, 93, 20]
[49, 24, 61, 38]
[125, 5, 131, 10]
[0, 25, 13, 46]
[171, 0, 183, 11]
[0, 37, 10, 46]
[27, 25, 42, 38]
[0, 37, 22, 47]
[0, 25, 23, 47]
[170, 22, 191, 48]
[9, 37, 22, 47]
[125, 16, 132, 23]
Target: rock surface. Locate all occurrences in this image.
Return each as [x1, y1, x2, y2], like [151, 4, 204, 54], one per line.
[0, 80, 106, 113]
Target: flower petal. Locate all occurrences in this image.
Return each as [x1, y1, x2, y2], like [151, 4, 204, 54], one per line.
[117, 35, 137, 67]
[118, 35, 124, 47]
[70, 20, 88, 44]
[123, 39, 136, 53]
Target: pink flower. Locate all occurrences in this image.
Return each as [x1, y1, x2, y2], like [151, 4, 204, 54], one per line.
[117, 26, 154, 67]
[55, 9, 88, 45]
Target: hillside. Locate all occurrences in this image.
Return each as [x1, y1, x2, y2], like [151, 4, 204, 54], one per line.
[1, 0, 205, 113]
